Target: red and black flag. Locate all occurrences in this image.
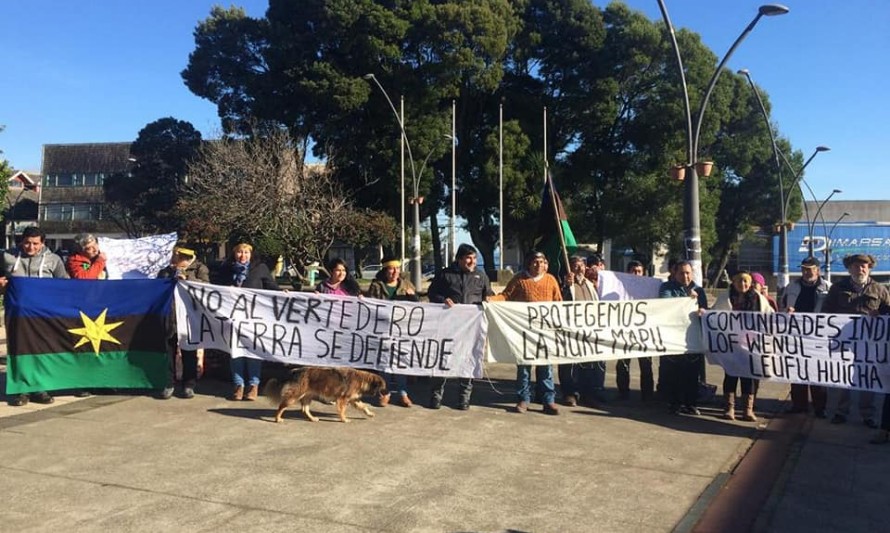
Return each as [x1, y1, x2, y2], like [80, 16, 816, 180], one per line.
[5, 278, 174, 394]
[533, 172, 578, 277]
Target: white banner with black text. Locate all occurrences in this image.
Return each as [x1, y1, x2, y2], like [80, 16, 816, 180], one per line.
[484, 298, 702, 365]
[175, 282, 487, 378]
[702, 311, 890, 392]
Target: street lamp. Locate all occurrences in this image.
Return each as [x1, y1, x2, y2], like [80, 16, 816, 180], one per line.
[364, 73, 447, 289]
[657, 2, 789, 285]
[737, 68, 790, 289]
[809, 188, 841, 256]
[825, 211, 850, 282]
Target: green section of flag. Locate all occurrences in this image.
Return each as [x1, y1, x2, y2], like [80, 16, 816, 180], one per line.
[535, 174, 578, 277]
[6, 351, 168, 394]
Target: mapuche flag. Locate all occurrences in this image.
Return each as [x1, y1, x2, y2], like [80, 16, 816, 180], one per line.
[533, 172, 578, 277]
[5, 278, 175, 394]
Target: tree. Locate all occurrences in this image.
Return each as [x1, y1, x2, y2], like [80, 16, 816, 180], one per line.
[181, 1, 801, 275]
[104, 117, 202, 235]
[180, 126, 392, 272]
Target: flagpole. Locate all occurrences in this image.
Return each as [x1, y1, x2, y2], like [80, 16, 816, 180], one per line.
[543, 107, 570, 275]
[498, 101, 504, 271]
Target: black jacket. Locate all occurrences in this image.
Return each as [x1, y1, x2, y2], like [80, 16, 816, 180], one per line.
[214, 261, 280, 290]
[427, 263, 493, 305]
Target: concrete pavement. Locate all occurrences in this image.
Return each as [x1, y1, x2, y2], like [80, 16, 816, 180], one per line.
[1, 323, 888, 532]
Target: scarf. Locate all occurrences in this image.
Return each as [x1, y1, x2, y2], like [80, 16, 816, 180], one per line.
[232, 262, 249, 286]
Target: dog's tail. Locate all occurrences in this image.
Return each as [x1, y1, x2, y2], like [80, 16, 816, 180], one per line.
[263, 379, 282, 405]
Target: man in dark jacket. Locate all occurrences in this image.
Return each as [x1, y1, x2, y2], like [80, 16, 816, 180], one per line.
[782, 256, 831, 417]
[824, 254, 890, 428]
[427, 244, 493, 410]
[658, 260, 708, 415]
[157, 246, 210, 400]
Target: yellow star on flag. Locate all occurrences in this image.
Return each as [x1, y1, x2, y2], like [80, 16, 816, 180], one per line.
[68, 309, 125, 356]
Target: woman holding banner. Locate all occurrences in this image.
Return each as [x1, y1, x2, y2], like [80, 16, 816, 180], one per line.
[723, 272, 773, 422]
[367, 256, 418, 408]
[216, 243, 280, 401]
[315, 257, 361, 297]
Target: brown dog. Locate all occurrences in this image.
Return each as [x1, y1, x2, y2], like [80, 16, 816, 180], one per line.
[264, 367, 388, 423]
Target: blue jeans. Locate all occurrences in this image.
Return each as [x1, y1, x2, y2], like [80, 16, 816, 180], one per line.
[231, 357, 262, 387]
[516, 365, 555, 404]
[386, 373, 409, 397]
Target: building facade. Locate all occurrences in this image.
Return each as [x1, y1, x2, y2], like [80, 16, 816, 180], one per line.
[39, 143, 131, 250]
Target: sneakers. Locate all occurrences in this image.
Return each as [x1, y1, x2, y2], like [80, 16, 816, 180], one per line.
[830, 414, 847, 425]
[181, 387, 195, 399]
[679, 405, 700, 416]
[10, 393, 29, 407]
[74, 390, 93, 398]
[245, 385, 259, 401]
[429, 397, 442, 410]
[32, 392, 55, 405]
[514, 401, 528, 413]
[864, 418, 878, 429]
[562, 394, 578, 407]
[543, 403, 560, 416]
[157, 387, 174, 400]
[398, 394, 412, 407]
[230, 385, 244, 401]
[456, 402, 470, 411]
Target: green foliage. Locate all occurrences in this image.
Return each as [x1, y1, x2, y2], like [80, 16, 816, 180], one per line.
[181, 1, 801, 275]
[104, 117, 202, 235]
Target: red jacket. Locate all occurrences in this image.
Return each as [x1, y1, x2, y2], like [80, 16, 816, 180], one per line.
[66, 251, 106, 279]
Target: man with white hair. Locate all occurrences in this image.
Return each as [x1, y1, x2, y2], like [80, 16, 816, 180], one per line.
[824, 254, 890, 427]
[66, 233, 107, 279]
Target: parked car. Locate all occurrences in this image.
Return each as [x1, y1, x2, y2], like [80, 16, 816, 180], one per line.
[359, 264, 382, 280]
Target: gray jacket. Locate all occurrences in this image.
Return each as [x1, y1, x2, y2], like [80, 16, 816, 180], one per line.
[782, 278, 830, 313]
[2, 247, 70, 279]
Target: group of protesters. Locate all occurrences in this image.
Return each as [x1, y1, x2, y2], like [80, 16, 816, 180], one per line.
[4, 226, 890, 445]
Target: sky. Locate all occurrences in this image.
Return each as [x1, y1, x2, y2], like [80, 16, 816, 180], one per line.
[2, 0, 888, 209]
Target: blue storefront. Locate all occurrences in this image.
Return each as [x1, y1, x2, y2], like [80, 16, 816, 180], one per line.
[773, 222, 890, 280]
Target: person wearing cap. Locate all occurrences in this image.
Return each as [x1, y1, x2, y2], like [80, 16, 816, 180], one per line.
[616, 260, 654, 402]
[490, 250, 563, 415]
[367, 256, 418, 408]
[157, 245, 210, 400]
[581, 253, 608, 400]
[658, 260, 708, 416]
[559, 255, 597, 407]
[750, 272, 777, 311]
[1, 226, 69, 407]
[824, 254, 890, 428]
[781, 256, 831, 417]
[427, 243, 493, 410]
[66, 233, 107, 280]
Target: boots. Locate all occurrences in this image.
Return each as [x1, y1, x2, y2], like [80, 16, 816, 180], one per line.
[722, 392, 736, 420]
[245, 384, 259, 401]
[743, 393, 757, 422]
[231, 385, 244, 401]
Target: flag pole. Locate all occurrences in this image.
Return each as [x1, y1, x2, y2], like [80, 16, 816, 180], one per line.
[543, 107, 570, 275]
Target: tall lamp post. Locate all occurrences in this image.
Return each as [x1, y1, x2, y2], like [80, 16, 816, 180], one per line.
[657, 2, 789, 285]
[809, 188, 842, 256]
[364, 73, 428, 289]
[737, 70, 831, 290]
[737, 68, 789, 289]
[825, 211, 850, 281]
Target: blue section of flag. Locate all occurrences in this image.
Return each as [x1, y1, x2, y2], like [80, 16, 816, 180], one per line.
[5, 278, 175, 320]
